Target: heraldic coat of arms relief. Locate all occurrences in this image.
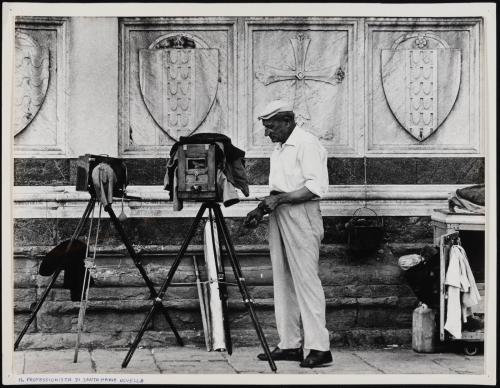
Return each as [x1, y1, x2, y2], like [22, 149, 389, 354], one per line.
[14, 31, 50, 137]
[381, 32, 461, 142]
[138, 34, 219, 141]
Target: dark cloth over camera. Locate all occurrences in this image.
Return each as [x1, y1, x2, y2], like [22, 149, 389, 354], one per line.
[164, 133, 250, 203]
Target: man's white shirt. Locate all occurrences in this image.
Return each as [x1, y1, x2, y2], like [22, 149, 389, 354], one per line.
[269, 126, 328, 198]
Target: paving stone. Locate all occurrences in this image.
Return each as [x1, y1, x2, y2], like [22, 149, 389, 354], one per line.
[157, 360, 236, 374]
[221, 347, 273, 373]
[353, 349, 457, 374]
[7, 345, 484, 376]
[14, 351, 25, 374]
[9, 346, 486, 376]
[92, 348, 159, 374]
[24, 349, 93, 374]
[320, 350, 382, 374]
[152, 346, 227, 362]
[432, 353, 484, 374]
[222, 348, 382, 375]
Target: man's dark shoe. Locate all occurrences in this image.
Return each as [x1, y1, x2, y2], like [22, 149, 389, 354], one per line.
[257, 347, 303, 361]
[299, 350, 333, 368]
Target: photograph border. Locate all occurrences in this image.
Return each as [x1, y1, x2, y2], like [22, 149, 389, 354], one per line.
[2, 2, 496, 385]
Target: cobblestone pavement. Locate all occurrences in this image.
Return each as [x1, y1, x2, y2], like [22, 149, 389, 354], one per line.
[9, 345, 484, 382]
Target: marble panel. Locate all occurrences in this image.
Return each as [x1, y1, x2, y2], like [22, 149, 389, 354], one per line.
[13, 218, 58, 246]
[14, 17, 68, 156]
[416, 157, 485, 184]
[367, 19, 482, 155]
[14, 158, 72, 185]
[119, 18, 237, 157]
[125, 158, 164, 185]
[245, 18, 357, 156]
[367, 158, 418, 184]
[328, 158, 365, 185]
[13, 157, 486, 186]
[68, 158, 79, 186]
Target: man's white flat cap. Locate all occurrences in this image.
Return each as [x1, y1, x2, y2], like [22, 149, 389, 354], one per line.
[258, 100, 293, 120]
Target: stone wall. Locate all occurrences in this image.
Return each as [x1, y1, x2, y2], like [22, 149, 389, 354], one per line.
[14, 215, 435, 349]
[13, 16, 484, 158]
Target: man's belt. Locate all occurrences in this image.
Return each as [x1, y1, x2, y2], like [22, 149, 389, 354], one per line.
[270, 190, 284, 196]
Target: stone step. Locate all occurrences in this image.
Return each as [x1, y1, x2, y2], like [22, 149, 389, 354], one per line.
[14, 297, 416, 335]
[14, 284, 416, 305]
[13, 243, 425, 348]
[14, 251, 413, 288]
[14, 328, 412, 351]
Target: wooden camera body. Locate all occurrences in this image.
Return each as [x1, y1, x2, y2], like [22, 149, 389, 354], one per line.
[76, 154, 128, 198]
[177, 143, 217, 201]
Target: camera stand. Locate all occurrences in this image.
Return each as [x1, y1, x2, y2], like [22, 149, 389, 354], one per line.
[14, 194, 183, 351]
[122, 201, 277, 372]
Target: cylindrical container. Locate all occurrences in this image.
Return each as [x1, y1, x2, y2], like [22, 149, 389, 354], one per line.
[412, 303, 437, 353]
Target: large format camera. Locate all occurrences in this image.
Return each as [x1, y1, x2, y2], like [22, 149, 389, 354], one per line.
[176, 143, 217, 201]
[166, 133, 249, 205]
[75, 154, 128, 197]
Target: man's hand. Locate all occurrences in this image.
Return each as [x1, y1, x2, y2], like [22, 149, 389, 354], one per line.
[243, 207, 265, 228]
[257, 195, 282, 214]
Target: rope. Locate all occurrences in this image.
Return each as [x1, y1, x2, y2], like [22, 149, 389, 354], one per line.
[363, 155, 368, 209]
[84, 203, 96, 260]
[74, 203, 102, 362]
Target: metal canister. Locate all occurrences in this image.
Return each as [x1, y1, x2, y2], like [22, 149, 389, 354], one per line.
[412, 303, 437, 353]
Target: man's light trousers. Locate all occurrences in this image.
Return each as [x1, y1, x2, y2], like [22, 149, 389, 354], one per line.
[269, 201, 330, 352]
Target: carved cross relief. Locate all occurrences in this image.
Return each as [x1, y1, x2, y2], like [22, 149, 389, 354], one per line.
[256, 33, 345, 125]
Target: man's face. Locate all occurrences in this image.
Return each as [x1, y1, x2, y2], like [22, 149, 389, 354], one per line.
[262, 117, 292, 143]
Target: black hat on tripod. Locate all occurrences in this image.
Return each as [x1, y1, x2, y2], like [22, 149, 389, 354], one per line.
[39, 239, 93, 301]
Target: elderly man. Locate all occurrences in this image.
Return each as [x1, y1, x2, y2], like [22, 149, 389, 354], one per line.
[244, 100, 332, 368]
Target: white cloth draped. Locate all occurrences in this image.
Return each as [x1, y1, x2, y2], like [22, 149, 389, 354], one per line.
[203, 220, 226, 351]
[444, 245, 481, 339]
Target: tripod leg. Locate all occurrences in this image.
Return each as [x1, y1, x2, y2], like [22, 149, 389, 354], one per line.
[14, 268, 62, 350]
[14, 198, 96, 350]
[213, 204, 277, 372]
[122, 203, 208, 368]
[208, 207, 232, 354]
[104, 204, 183, 346]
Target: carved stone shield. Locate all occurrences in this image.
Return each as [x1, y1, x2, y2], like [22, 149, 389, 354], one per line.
[14, 31, 50, 136]
[139, 48, 219, 140]
[381, 34, 461, 141]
